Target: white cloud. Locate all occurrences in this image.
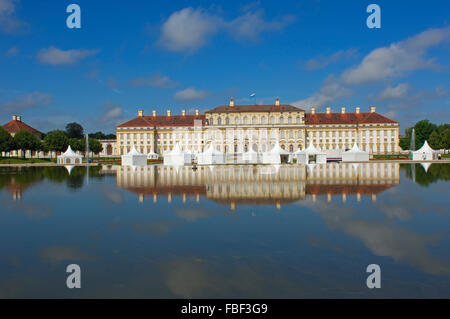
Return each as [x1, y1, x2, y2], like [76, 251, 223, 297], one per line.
[37, 46, 99, 65]
[5, 45, 18, 56]
[158, 7, 222, 53]
[342, 27, 450, 85]
[100, 102, 124, 123]
[158, 7, 295, 53]
[226, 10, 295, 42]
[377, 83, 410, 100]
[0, 91, 53, 114]
[292, 75, 354, 109]
[130, 73, 177, 88]
[0, 0, 27, 34]
[304, 48, 358, 71]
[174, 88, 208, 101]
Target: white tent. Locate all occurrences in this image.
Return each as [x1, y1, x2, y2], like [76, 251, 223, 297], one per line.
[122, 145, 148, 166]
[147, 150, 160, 160]
[57, 145, 83, 165]
[294, 143, 327, 164]
[412, 141, 436, 161]
[197, 144, 226, 165]
[262, 142, 290, 164]
[342, 144, 369, 162]
[163, 143, 192, 166]
[242, 146, 260, 164]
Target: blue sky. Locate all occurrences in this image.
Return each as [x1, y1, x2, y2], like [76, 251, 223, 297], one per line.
[0, 0, 449, 134]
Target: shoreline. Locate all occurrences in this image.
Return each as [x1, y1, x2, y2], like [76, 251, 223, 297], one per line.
[0, 160, 449, 167]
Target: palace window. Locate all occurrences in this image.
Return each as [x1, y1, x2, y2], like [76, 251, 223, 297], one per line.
[270, 116, 274, 124]
[252, 117, 257, 125]
[296, 116, 301, 124]
[288, 116, 292, 124]
[226, 117, 230, 125]
[218, 118, 222, 125]
[280, 117, 284, 124]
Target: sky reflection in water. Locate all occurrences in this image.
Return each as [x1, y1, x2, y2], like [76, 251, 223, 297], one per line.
[0, 163, 449, 298]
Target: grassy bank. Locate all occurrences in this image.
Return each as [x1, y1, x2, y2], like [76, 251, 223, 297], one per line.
[0, 158, 55, 164]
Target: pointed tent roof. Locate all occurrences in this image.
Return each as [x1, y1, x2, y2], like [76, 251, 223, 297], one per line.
[415, 141, 435, 153]
[127, 145, 144, 156]
[202, 143, 223, 155]
[296, 143, 325, 155]
[147, 150, 159, 157]
[166, 143, 185, 155]
[268, 142, 289, 155]
[61, 145, 83, 158]
[345, 143, 367, 154]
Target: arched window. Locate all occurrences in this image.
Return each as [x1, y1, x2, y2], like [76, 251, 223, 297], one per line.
[261, 116, 266, 124]
[235, 117, 239, 125]
[226, 117, 230, 125]
[280, 117, 284, 124]
[218, 118, 222, 125]
[288, 116, 292, 124]
[244, 117, 248, 125]
[289, 145, 294, 152]
[252, 117, 257, 125]
[270, 116, 274, 124]
[296, 116, 301, 124]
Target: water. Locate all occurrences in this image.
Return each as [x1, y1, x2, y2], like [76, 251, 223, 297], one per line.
[0, 163, 449, 298]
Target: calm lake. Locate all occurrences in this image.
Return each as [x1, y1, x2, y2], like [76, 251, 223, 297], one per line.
[0, 163, 449, 298]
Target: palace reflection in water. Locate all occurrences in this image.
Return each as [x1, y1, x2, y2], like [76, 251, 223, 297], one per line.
[115, 163, 400, 209]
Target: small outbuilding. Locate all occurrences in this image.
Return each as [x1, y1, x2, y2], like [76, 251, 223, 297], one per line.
[57, 146, 83, 165]
[412, 141, 436, 161]
[342, 144, 369, 162]
[122, 145, 148, 166]
[163, 143, 192, 166]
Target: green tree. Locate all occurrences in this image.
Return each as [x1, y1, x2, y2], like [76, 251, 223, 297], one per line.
[440, 128, 450, 149]
[88, 138, 103, 156]
[414, 120, 437, 148]
[44, 130, 69, 157]
[0, 127, 16, 154]
[399, 127, 413, 150]
[69, 138, 85, 152]
[13, 130, 42, 158]
[428, 130, 441, 149]
[65, 122, 84, 139]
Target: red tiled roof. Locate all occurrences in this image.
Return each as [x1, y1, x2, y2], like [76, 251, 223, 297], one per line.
[117, 115, 205, 128]
[305, 112, 397, 125]
[2, 120, 43, 135]
[206, 104, 303, 113]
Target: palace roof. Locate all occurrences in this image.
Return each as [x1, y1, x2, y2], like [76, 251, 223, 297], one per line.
[117, 115, 205, 128]
[2, 118, 43, 136]
[305, 112, 397, 125]
[206, 104, 303, 113]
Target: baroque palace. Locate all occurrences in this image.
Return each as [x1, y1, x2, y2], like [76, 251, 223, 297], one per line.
[116, 98, 399, 156]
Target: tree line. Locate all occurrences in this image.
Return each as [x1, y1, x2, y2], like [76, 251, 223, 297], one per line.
[399, 120, 450, 150]
[0, 122, 109, 158]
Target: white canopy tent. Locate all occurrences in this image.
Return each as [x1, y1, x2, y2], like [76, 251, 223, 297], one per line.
[342, 144, 369, 162]
[262, 142, 290, 164]
[122, 145, 148, 166]
[294, 143, 327, 164]
[197, 144, 226, 165]
[242, 147, 260, 164]
[57, 146, 83, 165]
[412, 141, 436, 161]
[147, 150, 160, 160]
[163, 143, 192, 166]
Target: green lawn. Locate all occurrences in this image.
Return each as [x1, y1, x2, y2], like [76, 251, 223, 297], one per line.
[0, 158, 55, 164]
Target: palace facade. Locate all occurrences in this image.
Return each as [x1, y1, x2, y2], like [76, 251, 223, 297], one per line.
[116, 99, 399, 156]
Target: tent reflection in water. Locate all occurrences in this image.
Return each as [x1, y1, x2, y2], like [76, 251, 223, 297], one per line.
[163, 143, 192, 166]
[57, 145, 83, 165]
[342, 143, 369, 162]
[197, 143, 226, 165]
[412, 141, 437, 161]
[294, 143, 326, 164]
[121, 145, 148, 166]
[262, 142, 290, 164]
